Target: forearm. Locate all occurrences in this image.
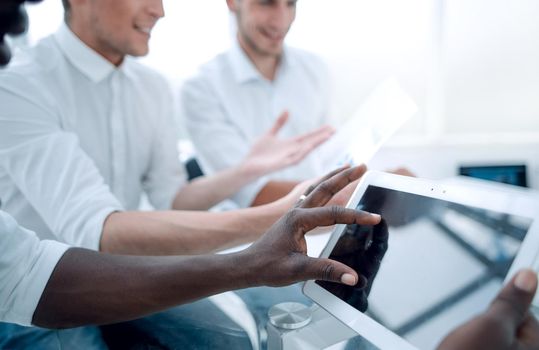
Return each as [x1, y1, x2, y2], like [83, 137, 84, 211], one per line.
[250, 181, 298, 206]
[34, 165, 375, 330]
[32, 248, 255, 328]
[172, 164, 258, 210]
[100, 199, 289, 255]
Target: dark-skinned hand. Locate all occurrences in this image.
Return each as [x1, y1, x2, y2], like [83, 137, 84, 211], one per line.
[316, 219, 389, 312]
[243, 165, 382, 288]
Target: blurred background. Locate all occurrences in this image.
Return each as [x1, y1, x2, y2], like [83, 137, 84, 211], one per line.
[17, 0, 539, 187]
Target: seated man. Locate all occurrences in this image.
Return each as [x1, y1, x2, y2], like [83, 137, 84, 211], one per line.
[182, 0, 332, 208]
[2, 3, 537, 350]
[0, 0, 335, 348]
[0, 0, 539, 350]
[0, 168, 380, 348]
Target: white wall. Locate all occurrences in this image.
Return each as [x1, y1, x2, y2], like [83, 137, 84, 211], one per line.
[443, 0, 539, 136]
[369, 141, 539, 190]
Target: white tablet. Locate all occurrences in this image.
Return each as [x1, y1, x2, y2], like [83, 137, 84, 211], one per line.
[303, 171, 539, 350]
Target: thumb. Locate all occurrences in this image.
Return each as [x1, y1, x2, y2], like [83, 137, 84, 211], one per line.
[301, 256, 360, 286]
[488, 269, 537, 330]
[269, 110, 289, 135]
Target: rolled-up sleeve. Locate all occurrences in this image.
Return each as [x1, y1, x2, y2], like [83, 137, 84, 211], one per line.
[181, 77, 268, 207]
[0, 84, 123, 250]
[0, 211, 69, 326]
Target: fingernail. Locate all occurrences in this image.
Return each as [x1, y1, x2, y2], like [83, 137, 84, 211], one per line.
[341, 273, 357, 286]
[514, 270, 537, 293]
[370, 213, 381, 220]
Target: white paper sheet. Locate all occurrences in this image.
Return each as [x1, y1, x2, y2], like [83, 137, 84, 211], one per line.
[318, 78, 418, 174]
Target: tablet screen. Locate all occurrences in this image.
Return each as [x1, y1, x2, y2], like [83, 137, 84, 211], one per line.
[316, 185, 534, 349]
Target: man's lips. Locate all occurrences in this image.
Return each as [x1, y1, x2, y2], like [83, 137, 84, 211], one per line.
[134, 24, 153, 35]
[260, 28, 286, 42]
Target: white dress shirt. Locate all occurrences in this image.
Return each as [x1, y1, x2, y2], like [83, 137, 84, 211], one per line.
[0, 25, 186, 249]
[0, 210, 69, 326]
[182, 40, 330, 207]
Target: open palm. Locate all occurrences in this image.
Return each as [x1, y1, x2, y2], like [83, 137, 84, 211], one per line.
[242, 111, 334, 177]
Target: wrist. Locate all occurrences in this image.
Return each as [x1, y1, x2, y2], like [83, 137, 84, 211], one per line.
[263, 195, 292, 224]
[237, 160, 262, 183]
[278, 189, 300, 211]
[231, 249, 262, 287]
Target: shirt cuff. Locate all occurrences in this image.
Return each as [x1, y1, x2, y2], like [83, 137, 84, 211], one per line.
[2, 240, 69, 326]
[82, 206, 123, 251]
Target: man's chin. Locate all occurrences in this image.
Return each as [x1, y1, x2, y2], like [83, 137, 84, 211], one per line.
[129, 46, 150, 58]
[259, 45, 284, 58]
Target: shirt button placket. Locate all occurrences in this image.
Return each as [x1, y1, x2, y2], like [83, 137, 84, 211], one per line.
[110, 72, 127, 203]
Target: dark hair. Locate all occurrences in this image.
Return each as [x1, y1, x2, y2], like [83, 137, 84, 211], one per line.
[62, 0, 70, 22]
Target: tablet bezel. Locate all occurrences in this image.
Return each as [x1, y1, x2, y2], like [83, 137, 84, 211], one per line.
[303, 171, 539, 350]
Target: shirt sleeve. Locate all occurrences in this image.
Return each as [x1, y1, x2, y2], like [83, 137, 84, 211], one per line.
[0, 81, 124, 250]
[142, 79, 188, 210]
[181, 76, 269, 208]
[0, 211, 69, 326]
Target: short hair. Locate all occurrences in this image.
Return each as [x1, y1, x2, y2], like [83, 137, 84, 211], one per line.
[62, 0, 70, 22]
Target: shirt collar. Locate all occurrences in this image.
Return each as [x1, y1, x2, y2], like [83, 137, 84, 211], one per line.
[228, 38, 296, 84]
[54, 23, 122, 83]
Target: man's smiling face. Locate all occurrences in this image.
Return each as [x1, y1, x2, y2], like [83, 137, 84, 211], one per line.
[72, 0, 164, 64]
[230, 0, 297, 58]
